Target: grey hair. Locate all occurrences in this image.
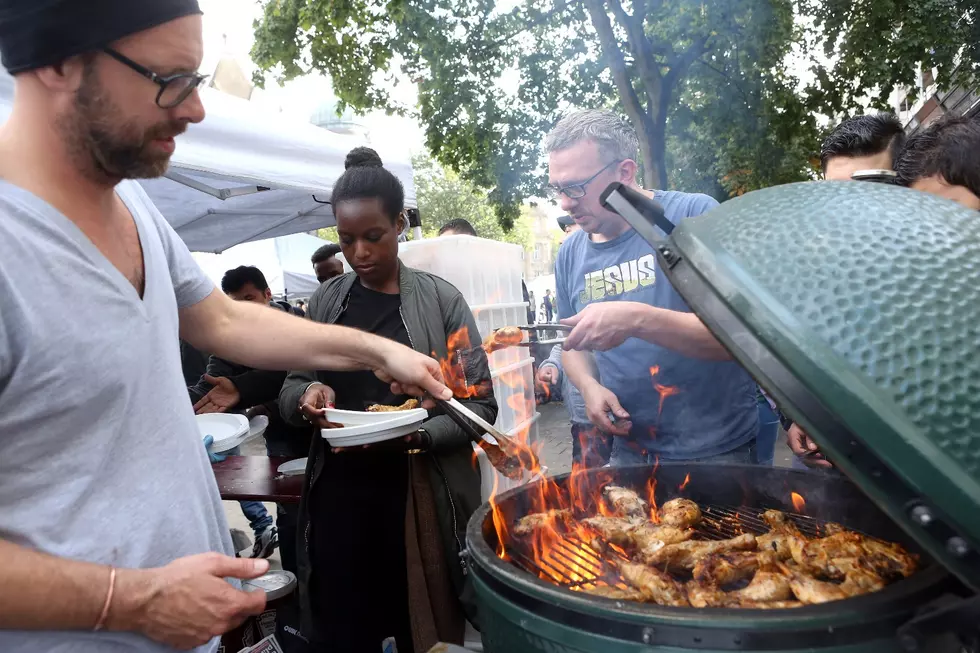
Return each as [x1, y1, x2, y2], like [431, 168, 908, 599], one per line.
[543, 109, 639, 163]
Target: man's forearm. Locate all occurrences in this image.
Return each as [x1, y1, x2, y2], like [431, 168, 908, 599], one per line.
[179, 292, 392, 373]
[630, 304, 731, 360]
[0, 539, 148, 632]
[562, 349, 602, 395]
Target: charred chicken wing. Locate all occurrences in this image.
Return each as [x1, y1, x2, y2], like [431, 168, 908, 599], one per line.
[482, 326, 525, 353]
[692, 551, 761, 586]
[757, 510, 808, 562]
[603, 485, 648, 519]
[513, 509, 573, 536]
[641, 534, 757, 570]
[618, 561, 690, 607]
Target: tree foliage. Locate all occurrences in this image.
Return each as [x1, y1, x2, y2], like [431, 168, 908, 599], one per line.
[413, 155, 533, 249]
[252, 0, 976, 223]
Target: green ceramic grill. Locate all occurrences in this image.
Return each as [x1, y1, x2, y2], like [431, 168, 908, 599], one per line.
[465, 181, 980, 653]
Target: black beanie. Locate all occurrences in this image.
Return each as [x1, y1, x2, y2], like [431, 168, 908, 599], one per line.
[0, 0, 203, 74]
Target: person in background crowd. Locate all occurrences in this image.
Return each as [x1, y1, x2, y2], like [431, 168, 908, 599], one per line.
[543, 289, 554, 322]
[311, 242, 344, 284]
[294, 299, 306, 316]
[897, 114, 980, 210]
[820, 113, 906, 181]
[548, 109, 758, 466]
[439, 217, 537, 324]
[280, 147, 496, 653]
[437, 217, 478, 237]
[190, 265, 314, 564]
[0, 5, 453, 649]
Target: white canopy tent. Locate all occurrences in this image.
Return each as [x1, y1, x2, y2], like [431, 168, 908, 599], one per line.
[191, 232, 331, 298]
[0, 71, 416, 253]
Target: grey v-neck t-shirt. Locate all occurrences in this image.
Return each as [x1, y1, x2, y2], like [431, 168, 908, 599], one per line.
[0, 180, 232, 652]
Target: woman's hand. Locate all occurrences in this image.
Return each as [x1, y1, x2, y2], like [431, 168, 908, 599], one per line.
[297, 383, 341, 429]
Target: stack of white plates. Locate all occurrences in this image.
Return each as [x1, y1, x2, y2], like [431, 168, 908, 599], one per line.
[320, 408, 428, 447]
[195, 413, 266, 453]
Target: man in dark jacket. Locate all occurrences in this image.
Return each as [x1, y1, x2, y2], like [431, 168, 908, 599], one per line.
[190, 266, 313, 564]
[279, 264, 497, 644]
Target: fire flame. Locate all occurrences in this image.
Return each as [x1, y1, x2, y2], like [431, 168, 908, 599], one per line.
[435, 326, 481, 399]
[791, 492, 806, 513]
[649, 366, 681, 417]
[678, 473, 691, 492]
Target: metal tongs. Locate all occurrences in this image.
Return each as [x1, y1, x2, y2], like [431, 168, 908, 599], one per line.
[434, 396, 540, 480]
[515, 324, 572, 347]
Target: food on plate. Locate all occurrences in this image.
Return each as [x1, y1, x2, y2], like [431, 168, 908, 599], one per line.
[482, 326, 525, 353]
[659, 498, 701, 528]
[603, 485, 648, 519]
[617, 561, 690, 607]
[366, 398, 420, 412]
[514, 509, 573, 536]
[640, 533, 757, 569]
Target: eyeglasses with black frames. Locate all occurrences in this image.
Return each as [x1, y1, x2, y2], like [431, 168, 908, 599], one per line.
[102, 48, 208, 109]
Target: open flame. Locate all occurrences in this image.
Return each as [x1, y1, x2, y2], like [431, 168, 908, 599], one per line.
[649, 366, 681, 417]
[435, 326, 482, 399]
[791, 492, 806, 513]
[678, 473, 691, 492]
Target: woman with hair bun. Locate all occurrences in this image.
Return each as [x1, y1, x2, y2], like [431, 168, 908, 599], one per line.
[278, 148, 496, 652]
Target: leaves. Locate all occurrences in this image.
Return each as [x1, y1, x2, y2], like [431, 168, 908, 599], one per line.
[252, 0, 977, 227]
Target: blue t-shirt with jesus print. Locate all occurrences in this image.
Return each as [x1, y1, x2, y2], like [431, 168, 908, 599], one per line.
[555, 189, 758, 460]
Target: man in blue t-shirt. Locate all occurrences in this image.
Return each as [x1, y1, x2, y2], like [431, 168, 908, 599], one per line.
[547, 109, 759, 465]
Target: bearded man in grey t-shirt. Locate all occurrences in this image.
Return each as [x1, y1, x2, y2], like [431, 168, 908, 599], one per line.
[0, 3, 453, 652]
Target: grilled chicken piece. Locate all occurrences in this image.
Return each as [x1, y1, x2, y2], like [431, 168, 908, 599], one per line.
[366, 398, 420, 412]
[584, 585, 649, 602]
[779, 563, 849, 604]
[736, 555, 793, 602]
[801, 530, 917, 581]
[482, 326, 525, 353]
[581, 516, 640, 549]
[757, 510, 808, 562]
[603, 485, 648, 519]
[618, 561, 690, 607]
[513, 509, 573, 536]
[687, 578, 797, 608]
[859, 537, 918, 580]
[641, 534, 757, 569]
[659, 498, 701, 528]
[631, 521, 694, 554]
[692, 551, 761, 586]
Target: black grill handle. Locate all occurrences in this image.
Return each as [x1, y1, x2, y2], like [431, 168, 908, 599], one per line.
[599, 182, 673, 244]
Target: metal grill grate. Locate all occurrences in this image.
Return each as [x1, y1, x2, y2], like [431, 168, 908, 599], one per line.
[509, 504, 828, 590]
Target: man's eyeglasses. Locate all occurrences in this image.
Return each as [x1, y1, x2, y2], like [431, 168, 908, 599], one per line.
[547, 160, 619, 199]
[102, 48, 208, 109]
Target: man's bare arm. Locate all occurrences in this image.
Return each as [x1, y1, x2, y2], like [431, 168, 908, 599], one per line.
[631, 304, 731, 360]
[0, 539, 115, 631]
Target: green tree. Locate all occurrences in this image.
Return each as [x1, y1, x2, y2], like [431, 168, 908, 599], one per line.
[797, 0, 978, 116]
[413, 155, 533, 249]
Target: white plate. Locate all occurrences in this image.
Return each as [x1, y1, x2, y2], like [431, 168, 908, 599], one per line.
[196, 413, 249, 453]
[320, 408, 428, 447]
[277, 458, 307, 476]
[248, 414, 269, 439]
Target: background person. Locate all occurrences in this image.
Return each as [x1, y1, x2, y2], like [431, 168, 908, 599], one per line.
[896, 114, 980, 210]
[548, 109, 759, 466]
[189, 265, 315, 563]
[820, 113, 906, 181]
[279, 148, 496, 653]
[0, 7, 452, 650]
[311, 242, 344, 284]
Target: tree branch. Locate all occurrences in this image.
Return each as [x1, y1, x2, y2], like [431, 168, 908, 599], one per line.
[696, 57, 752, 105]
[664, 36, 709, 92]
[583, 0, 648, 129]
[606, 0, 666, 115]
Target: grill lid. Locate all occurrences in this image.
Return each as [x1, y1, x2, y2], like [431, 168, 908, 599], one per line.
[602, 181, 980, 592]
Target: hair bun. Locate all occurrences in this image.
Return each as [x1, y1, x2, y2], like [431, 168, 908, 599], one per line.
[345, 146, 384, 170]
